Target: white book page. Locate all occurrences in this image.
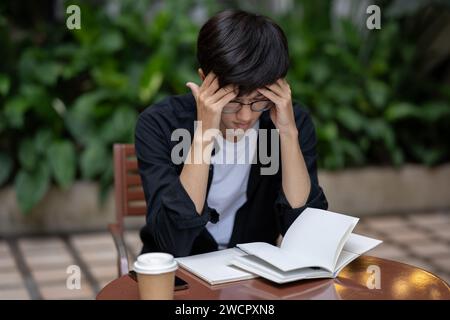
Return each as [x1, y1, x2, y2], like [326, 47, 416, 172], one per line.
[175, 248, 257, 285]
[333, 250, 359, 275]
[236, 242, 316, 272]
[332, 233, 383, 275]
[280, 208, 359, 271]
[343, 233, 383, 254]
[231, 255, 331, 284]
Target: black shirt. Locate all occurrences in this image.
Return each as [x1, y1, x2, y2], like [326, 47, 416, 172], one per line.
[135, 93, 328, 257]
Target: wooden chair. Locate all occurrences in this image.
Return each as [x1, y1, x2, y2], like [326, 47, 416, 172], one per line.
[109, 144, 146, 277]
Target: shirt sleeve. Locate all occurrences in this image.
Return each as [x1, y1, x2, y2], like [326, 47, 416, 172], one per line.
[274, 105, 328, 236]
[135, 109, 216, 257]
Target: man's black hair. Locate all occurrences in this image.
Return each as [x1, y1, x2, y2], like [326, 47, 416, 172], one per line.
[197, 9, 290, 95]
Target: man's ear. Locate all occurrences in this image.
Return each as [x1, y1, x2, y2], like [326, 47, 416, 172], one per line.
[198, 68, 206, 81]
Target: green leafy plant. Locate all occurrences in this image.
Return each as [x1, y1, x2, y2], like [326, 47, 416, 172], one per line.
[0, 0, 449, 214]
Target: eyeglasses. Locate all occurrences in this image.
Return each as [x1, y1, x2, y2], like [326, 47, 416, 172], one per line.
[222, 99, 274, 114]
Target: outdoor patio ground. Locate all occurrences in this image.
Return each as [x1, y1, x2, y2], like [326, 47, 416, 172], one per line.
[0, 211, 449, 299]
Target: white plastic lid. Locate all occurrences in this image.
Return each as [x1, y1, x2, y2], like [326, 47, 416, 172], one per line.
[133, 252, 178, 275]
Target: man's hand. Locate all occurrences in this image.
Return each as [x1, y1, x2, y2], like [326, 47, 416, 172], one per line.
[257, 78, 297, 136]
[182, 72, 237, 214]
[186, 72, 238, 136]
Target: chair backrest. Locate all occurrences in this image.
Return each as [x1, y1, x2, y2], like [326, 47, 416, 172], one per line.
[114, 144, 146, 227]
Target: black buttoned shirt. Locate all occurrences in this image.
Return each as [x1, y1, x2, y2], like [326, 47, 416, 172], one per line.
[135, 93, 328, 257]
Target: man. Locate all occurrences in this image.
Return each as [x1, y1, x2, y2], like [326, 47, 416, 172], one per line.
[135, 9, 328, 257]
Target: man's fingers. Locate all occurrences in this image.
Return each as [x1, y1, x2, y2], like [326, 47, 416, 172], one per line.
[186, 82, 200, 99]
[265, 82, 284, 97]
[211, 84, 237, 103]
[203, 76, 220, 96]
[203, 71, 217, 88]
[215, 88, 238, 108]
[257, 87, 281, 104]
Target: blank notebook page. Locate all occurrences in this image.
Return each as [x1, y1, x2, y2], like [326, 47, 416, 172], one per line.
[175, 248, 257, 284]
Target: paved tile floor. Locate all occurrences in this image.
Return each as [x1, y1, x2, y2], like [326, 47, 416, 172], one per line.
[0, 211, 449, 299]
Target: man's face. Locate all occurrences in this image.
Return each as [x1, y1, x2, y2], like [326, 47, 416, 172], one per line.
[220, 90, 266, 132]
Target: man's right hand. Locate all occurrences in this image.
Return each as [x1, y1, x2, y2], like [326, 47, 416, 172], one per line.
[181, 72, 237, 214]
[186, 72, 237, 135]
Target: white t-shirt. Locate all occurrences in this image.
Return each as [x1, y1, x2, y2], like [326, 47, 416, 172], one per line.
[205, 121, 259, 249]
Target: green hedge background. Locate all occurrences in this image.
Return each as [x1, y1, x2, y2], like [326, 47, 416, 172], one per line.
[1, 0, 449, 214]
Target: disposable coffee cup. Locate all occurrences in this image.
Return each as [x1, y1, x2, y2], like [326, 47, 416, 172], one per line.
[133, 252, 178, 300]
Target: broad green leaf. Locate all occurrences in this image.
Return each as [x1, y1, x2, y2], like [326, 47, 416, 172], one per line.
[65, 90, 109, 144]
[341, 139, 365, 165]
[4, 96, 30, 128]
[309, 60, 330, 85]
[15, 163, 50, 214]
[80, 142, 109, 179]
[139, 53, 166, 103]
[34, 62, 62, 86]
[0, 152, 13, 186]
[48, 141, 76, 188]
[0, 73, 10, 96]
[421, 102, 450, 122]
[336, 107, 365, 132]
[34, 129, 55, 154]
[385, 102, 418, 121]
[94, 30, 124, 53]
[18, 138, 37, 171]
[100, 107, 138, 144]
[317, 122, 338, 141]
[367, 80, 389, 109]
[99, 160, 113, 205]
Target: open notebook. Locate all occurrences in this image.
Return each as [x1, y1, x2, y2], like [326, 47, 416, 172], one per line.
[175, 208, 382, 285]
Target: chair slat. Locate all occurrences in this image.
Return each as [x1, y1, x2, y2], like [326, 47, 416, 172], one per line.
[126, 189, 145, 201]
[126, 174, 142, 186]
[124, 145, 135, 156]
[126, 206, 147, 216]
[126, 160, 138, 171]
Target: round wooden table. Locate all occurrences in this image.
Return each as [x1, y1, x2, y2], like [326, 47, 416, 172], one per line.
[96, 256, 450, 300]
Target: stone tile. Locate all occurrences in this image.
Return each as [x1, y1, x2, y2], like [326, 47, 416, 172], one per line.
[393, 256, 436, 273]
[19, 245, 71, 257]
[0, 241, 10, 254]
[0, 270, 24, 288]
[70, 233, 114, 249]
[125, 231, 142, 257]
[352, 226, 384, 239]
[39, 282, 95, 300]
[19, 238, 66, 252]
[368, 243, 408, 260]
[0, 254, 16, 269]
[430, 255, 450, 272]
[124, 230, 141, 244]
[365, 216, 409, 232]
[23, 251, 74, 269]
[127, 253, 136, 268]
[440, 273, 450, 285]
[431, 228, 450, 242]
[427, 222, 450, 232]
[408, 212, 450, 226]
[0, 287, 30, 300]
[407, 241, 450, 258]
[79, 249, 116, 264]
[89, 264, 118, 282]
[98, 279, 114, 291]
[31, 266, 75, 284]
[383, 227, 431, 243]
